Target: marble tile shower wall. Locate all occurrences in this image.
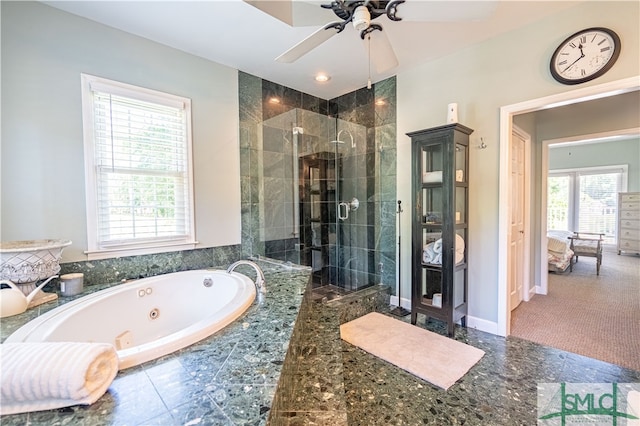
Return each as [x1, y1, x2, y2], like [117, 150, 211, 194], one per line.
[331, 78, 397, 290]
[238, 71, 398, 294]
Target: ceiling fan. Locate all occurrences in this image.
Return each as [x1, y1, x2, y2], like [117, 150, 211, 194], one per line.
[245, 0, 497, 74]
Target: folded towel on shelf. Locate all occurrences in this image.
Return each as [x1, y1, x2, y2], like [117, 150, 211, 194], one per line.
[0, 342, 119, 415]
[423, 171, 443, 183]
[422, 242, 442, 265]
[423, 235, 465, 265]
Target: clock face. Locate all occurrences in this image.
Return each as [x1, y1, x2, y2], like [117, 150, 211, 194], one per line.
[550, 27, 621, 85]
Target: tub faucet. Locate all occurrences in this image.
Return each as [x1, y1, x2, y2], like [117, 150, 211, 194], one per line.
[226, 260, 266, 293]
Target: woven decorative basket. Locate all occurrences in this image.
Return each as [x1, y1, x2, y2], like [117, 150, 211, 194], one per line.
[0, 239, 72, 284]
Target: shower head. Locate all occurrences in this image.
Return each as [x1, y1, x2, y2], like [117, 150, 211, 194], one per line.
[331, 129, 355, 148]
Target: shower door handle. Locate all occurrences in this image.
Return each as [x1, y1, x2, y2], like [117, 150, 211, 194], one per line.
[338, 198, 359, 221]
[338, 202, 349, 221]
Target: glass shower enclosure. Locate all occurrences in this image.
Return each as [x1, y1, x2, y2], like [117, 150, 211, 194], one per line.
[258, 108, 379, 293]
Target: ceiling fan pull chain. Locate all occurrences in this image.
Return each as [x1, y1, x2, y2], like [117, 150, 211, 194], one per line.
[367, 34, 372, 89]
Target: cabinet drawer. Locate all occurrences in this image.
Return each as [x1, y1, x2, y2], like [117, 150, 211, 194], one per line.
[620, 201, 640, 211]
[620, 209, 640, 220]
[621, 193, 640, 203]
[619, 239, 640, 251]
[620, 219, 640, 230]
[619, 228, 640, 240]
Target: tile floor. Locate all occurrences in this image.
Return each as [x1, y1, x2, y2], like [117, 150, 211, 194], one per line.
[270, 284, 640, 425]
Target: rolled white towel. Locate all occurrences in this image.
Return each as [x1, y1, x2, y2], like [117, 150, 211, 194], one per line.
[423, 243, 436, 264]
[0, 342, 119, 415]
[424, 236, 464, 265]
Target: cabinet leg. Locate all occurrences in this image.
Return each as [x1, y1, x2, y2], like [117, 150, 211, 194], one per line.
[447, 322, 454, 337]
[411, 312, 417, 325]
[461, 316, 467, 328]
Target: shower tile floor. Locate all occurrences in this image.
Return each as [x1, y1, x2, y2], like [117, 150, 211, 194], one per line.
[309, 283, 351, 303]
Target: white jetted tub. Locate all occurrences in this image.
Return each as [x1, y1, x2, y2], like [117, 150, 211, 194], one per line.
[6, 269, 257, 369]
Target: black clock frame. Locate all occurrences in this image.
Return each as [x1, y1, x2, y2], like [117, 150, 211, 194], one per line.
[550, 27, 621, 85]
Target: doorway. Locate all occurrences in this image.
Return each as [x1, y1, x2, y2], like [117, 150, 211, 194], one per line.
[497, 76, 640, 337]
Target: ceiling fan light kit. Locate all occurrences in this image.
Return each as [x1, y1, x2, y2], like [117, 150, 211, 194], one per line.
[252, 0, 498, 89]
[271, 0, 409, 70]
[352, 5, 371, 31]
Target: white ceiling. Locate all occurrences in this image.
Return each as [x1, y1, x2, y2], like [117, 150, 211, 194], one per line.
[43, 0, 583, 99]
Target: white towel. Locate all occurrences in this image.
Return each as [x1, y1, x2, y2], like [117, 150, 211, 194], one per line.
[423, 236, 465, 265]
[0, 342, 119, 415]
[423, 171, 443, 183]
[455, 234, 465, 264]
[422, 242, 441, 265]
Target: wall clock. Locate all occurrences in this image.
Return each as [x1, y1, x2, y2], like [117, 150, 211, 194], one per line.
[550, 27, 621, 85]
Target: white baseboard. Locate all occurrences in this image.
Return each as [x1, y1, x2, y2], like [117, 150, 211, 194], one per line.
[388, 297, 499, 336]
[389, 295, 411, 311]
[466, 315, 498, 335]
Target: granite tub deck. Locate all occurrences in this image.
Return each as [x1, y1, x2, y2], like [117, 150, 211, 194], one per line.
[0, 261, 310, 426]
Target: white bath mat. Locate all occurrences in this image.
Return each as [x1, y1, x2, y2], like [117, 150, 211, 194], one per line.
[340, 312, 484, 390]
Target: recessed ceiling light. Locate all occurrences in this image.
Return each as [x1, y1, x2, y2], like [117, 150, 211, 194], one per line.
[375, 99, 386, 106]
[268, 97, 281, 104]
[315, 74, 331, 82]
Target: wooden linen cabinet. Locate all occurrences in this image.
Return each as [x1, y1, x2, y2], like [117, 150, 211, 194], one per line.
[407, 123, 472, 337]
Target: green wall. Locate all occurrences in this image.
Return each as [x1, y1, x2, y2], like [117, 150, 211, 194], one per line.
[1, 2, 241, 261]
[549, 138, 640, 192]
[397, 1, 640, 329]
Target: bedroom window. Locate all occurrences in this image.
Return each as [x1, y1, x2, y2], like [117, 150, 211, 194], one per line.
[81, 74, 196, 260]
[548, 166, 627, 243]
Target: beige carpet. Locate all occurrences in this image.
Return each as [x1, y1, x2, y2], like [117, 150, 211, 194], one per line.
[340, 312, 485, 390]
[511, 245, 640, 371]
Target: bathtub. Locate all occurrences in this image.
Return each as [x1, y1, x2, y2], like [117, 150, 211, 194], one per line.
[6, 269, 257, 369]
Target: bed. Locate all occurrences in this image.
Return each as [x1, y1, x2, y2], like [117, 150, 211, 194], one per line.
[547, 230, 574, 273]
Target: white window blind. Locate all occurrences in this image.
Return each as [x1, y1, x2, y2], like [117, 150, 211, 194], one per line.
[82, 74, 195, 258]
[577, 171, 620, 238]
[548, 166, 625, 243]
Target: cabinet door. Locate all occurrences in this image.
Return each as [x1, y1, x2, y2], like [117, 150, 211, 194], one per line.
[417, 141, 445, 308]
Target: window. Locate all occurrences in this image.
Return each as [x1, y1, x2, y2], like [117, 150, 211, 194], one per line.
[548, 166, 627, 243]
[81, 74, 195, 259]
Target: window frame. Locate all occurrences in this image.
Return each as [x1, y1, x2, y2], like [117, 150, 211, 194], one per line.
[81, 73, 197, 260]
[548, 164, 628, 242]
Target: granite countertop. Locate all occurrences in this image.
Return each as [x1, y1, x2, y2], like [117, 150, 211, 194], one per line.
[0, 260, 311, 425]
[3, 260, 638, 425]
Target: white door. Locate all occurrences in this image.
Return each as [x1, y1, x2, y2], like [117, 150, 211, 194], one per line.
[509, 129, 526, 310]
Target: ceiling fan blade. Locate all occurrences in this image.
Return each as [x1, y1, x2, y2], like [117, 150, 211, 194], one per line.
[276, 25, 339, 63]
[388, 0, 497, 22]
[244, 0, 333, 27]
[363, 28, 399, 73]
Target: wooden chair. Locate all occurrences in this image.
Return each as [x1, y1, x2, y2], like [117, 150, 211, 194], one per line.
[569, 232, 604, 275]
